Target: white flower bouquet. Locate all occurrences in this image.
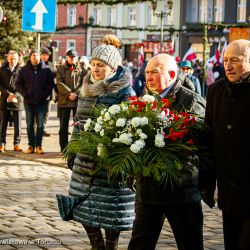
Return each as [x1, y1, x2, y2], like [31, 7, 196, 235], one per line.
[65, 95, 206, 186]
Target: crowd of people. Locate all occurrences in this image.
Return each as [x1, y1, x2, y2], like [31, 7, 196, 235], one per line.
[0, 36, 249, 250]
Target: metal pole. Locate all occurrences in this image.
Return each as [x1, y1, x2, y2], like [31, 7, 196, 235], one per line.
[202, 24, 208, 97]
[160, 11, 164, 53]
[36, 33, 41, 51]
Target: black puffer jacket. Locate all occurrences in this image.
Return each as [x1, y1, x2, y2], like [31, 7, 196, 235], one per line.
[136, 79, 206, 204]
[68, 67, 136, 230]
[205, 74, 250, 214]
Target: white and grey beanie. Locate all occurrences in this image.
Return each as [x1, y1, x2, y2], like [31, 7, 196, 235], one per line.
[91, 44, 122, 70]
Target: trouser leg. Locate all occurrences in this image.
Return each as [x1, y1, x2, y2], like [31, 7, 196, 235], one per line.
[0, 110, 10, 145]
[83, 225, 105, 250]
[12, 110, 22, 145]
[105, 229, 120, 250]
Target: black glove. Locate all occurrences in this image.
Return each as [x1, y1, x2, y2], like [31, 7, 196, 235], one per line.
[126, 177, 136, 192]
[200, 189, 215, 208]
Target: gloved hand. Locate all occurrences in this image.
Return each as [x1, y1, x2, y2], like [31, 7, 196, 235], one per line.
[200, 189, 215, 208]
[126, 177, 136, 192]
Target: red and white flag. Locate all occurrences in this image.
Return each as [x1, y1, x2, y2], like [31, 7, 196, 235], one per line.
[139, 46, 144, 64]
[219, 40, 228, 64]
[169, 38, 175, 55]
[182, 47, 197, 61]
[215, 42, 221, 62]
[153, 45, 159, 56]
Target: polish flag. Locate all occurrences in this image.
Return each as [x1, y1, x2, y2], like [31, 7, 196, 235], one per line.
[139, 46, 144, 64]
[219, 40, 228, 64]
[182, 47, 197, 61]
[169, 38, 175, 55]
[215, 42, 221, 62]
[153, 45, 159, 56]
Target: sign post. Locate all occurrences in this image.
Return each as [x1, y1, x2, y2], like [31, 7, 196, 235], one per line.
[22, 0, 56, 50]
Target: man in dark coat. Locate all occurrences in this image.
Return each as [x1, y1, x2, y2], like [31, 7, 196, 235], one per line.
[16, 49, 55, 154]
[204, 39, 250, 250]
[0, 50, 22, 152]
[128, 53, 206, 250]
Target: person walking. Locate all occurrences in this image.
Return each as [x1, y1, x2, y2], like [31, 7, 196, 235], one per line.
[128, 53, 206, 250]
[204, 39, 250, 250]
[56, 49, 84, 152]
[0, 50, 22, 152]
[57, 34, 136, 250]
[16, 49, 55, 154]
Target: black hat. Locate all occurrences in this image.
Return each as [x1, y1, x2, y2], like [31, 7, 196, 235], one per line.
[41, 47, 50, 55]
[29, 49, 39, 57]
[66, 49, 77, 57]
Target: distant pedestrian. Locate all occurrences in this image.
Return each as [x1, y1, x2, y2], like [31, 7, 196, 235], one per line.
[179, 60, 202, 95]
[0, 50, 23, 152]
[132, 61, 147, 97]
[56, 49, 84, 152]
[16, 49, 55, 154]
[40, 47, 56, 137]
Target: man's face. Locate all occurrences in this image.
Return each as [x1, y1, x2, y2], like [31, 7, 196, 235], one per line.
[30, 53, 40, 65]
[40, 53, 49, 63]
[66, 55, 78, 65]
[7, 54, 18, 68]
[145, 59, 172, 94]
[223, 44, 250, 83]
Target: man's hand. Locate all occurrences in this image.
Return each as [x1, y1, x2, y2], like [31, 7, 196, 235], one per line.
[7, 93, 18, 103]
[200, 189, 215, 208]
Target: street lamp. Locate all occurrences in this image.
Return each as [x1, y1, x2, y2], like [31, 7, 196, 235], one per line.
[152, 0, 173, 53]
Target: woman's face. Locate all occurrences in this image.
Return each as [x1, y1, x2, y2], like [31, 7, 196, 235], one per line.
[91, 60, 115, 80]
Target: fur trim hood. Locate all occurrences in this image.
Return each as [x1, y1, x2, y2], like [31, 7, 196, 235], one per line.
[80, 66, 132, 97]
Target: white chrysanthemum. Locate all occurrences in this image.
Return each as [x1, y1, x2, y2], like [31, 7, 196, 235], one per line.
[121, 104, 129, 111]
[119, 133, 133, 145]
[142, 94, 155, 103]
[116, 118, 126, 127]
[97, 116, 102, 123]
[108, 105, 121, 114]
[136, 129, 142, 134]
[101, 108, 107, 115]
[141, 117, 149, 125]
[97, 143, 104, 156]
[139, 132, 147, 140]
[112, 138, 120, 143]
[84, 118, 92, 131]
[100, 129, 104, 137]
[94, 123, 102, 132]
[104, 112, 111, 121]
[135, 139, 145, 149]
[130, 144, 141, 153]
[155, 133, 165, 147]
[131, 117, 141, 127]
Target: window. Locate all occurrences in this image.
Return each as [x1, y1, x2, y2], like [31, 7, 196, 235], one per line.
[67, 40, 76, 51]
[93, 8, 102, 25]
[148, 6, 157, 26]
[214, 0, 225, 22]
[186, 0, 198, 23]
[237, 0, 246, 22]
[199, 0, 213, 23]
[68, 5, 76, 27]
[128, 7, 136, 26]
[108, 7, 116, 26]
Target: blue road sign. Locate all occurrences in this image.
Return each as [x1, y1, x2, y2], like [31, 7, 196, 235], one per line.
[22, 0, 56, 32]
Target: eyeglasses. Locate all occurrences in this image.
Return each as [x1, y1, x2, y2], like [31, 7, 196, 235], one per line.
[181, 67, 191, 70]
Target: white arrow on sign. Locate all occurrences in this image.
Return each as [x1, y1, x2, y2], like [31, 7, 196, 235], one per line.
[31, 0, 48, 31]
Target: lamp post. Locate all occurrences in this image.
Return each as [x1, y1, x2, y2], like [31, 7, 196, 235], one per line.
[202, 24, 208, 97]
[152, 0, 173, 53]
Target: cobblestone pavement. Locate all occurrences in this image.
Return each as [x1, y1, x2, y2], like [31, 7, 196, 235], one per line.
[0, 104, 224, 249]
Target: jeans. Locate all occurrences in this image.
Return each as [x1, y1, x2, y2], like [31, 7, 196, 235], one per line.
[0, 109, 22, 146]
[24, 103, 46, 147]
[58, 107, 76, 152]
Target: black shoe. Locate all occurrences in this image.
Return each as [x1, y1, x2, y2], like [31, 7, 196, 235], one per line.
[43, 131, 51, 137]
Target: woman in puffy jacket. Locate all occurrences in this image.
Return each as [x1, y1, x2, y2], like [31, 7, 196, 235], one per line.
[58, 35, 136, 250]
